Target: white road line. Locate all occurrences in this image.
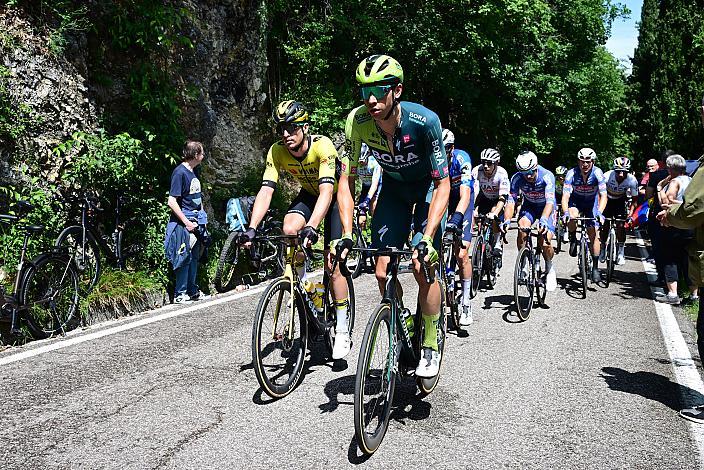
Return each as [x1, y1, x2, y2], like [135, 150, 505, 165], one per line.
[0, 271, 320, 366]
[635, 230, 704, 464]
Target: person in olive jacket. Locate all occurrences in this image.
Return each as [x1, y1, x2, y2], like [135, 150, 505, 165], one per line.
[658, 97, 704, 424]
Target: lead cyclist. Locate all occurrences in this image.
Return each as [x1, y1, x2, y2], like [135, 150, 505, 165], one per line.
[334, 54, 450, 378]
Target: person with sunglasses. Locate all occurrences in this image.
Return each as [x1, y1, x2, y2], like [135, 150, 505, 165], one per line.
[502, 151, 558, 291]
[442, 128, 475, 326]
[561, 147, 608, 283]
[243, 100, 352, 360]
[336, 54, 450, 378]
[472, 148, 510, 258]
[600, 157, 637, 265]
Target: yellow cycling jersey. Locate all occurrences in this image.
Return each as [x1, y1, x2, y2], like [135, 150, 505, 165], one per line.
[262, 135, 339, 195]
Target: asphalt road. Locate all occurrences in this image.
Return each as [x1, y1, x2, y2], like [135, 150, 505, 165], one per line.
[0, 232, 701, 469]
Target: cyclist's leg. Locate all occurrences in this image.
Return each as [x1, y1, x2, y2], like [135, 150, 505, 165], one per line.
[325, 196, 353, 358]
[458, 198, 474, 323]
[540, 209, 557, 290]
[585, 199, 601, 258]
[516, 209, 534, 250]
[285, 190, 312, 279]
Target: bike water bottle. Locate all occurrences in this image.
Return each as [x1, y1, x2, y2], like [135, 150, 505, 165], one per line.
[400, 308, 414, 338]
[304, 281, 325, 313]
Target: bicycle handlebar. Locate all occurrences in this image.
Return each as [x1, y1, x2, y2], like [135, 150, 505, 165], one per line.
[353, 246, 435, 283]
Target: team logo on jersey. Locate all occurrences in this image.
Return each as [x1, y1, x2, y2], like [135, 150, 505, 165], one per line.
[355, 113, 372, 124]
[409, 112, 427, 124]
[403, 134, 411, 144]
[378, 225, 389, 241]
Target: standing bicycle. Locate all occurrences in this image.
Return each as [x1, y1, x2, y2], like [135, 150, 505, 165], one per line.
[502, 151, 558, 293]
[352, 246, 445, 455]
[251, 234, 354, 399]
[562, 147, 608, 283]
[1, 201, 80, 339]
[56, 190, 141, 294]
[512, 225, 548, 321]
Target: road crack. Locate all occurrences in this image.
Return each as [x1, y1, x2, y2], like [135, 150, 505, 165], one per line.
[152, 408, 225, 469]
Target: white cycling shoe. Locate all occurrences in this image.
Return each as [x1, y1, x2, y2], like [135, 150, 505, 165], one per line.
[415, 348, 441, 378]
[546, 267, 557, 291]
[332, 331, 351, 360]
[459, 305, 473, 326]
[616, 248, 626, 265]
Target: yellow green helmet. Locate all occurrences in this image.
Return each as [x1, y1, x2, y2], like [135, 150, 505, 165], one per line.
[355, 55, 404, 86]
[272, 100, 309, 125]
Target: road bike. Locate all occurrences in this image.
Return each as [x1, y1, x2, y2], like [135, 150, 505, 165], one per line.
[353, 247, 446, 455]
[470, 214, 503, 298]
[602, 216, 627, 287]
[214, 210, 283, 292]
[1, 201, 80, 339]
[441, 229, 462, 330]
[349, 206, 374, 279]
[513, 225, 547, 321]
[573, 217, 596, 299]
[55, 191, 140, 294]
[555, 206, 566, 254]
[251, 234, 355, 399]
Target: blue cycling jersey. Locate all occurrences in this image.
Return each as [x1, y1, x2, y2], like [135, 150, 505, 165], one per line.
[508, 165, 556, 208]
[448, 148, 473, 204]
[563, 166, 607, 206]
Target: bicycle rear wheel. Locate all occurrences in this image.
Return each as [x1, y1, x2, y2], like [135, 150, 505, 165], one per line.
[21, 253, 80, 339]
[214, 231, 241, 292]
[514, 247, 534, 321]
[251, 278, 308, 399]
[442, 243, 461, 330]
[354, 302, 396, 456]
[535, 252, 547, 307]
[605, 231, 616, 287]
[470, 237, 483, 298]
[55, 225, 101, 294]
[350, 226, 366, 279]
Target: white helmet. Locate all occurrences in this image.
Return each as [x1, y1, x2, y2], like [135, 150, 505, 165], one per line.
[442, 129, 455, 146]
[480, 148, 501, 163]
[613, 156, 631, 171]
[516, 151, 538, 172]
[578, 147, 596, 161]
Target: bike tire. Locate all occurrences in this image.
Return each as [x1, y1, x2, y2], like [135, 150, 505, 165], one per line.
[323, 271, 356, 357]
[486, 253, 498, 289]
[605, 231, 616, 287]
[469, 237, 483, 298]
[21, 253, 80, 339]
[55, 225, 101, 294]
[214, 232, 240, 292]
[417, 267, 448, 395]
[514, 247, 534, 321]
[442, 242, 461, 330]
[251, 277, 308, 399]
[580, 239, 588, 298]
[354, 302, 396, 456]
[535, 251, 547, 307]
[351, 226, 366, 279]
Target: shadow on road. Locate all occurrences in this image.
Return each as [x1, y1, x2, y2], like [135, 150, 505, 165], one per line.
[320, 374, 356, 413]
[601, 366, 704, 411]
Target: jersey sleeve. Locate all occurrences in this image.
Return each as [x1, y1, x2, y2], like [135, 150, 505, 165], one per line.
[471, 166, 479, 195]
[316, 137, 338, 186]
[507, 173, 521, 204]
[459, 151, 473, 188]
[596, 168, 607, 194]
[262, 145, 279, 189]
[543, 171, 556, 206]
[626, 175, 639, 197]
[498, 168, 510, 197]
[343, 108, 363, 177]
[425, 115, 449, 180]
[563, 168, 575, 194]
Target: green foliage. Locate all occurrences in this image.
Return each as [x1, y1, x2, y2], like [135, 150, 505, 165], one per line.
[80, 268, 163, 318]
[0, 66, 37, 143]
[266, 0, 630, 168]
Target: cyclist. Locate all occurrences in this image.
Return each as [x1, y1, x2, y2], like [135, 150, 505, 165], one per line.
[242, 100, 352, 360]
[502, 151, 558, 291]
[442, 128, 475, 326]
[561, 147, 608, 283]
[600, 157, 637, 266]
[336, 54, 449, 377]
[554, 165, 569, 243]
[472, 148, 510, 257]
[356, 143, 383, 229]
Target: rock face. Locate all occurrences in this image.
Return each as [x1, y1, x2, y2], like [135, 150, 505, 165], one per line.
[0, 1, 270, 197]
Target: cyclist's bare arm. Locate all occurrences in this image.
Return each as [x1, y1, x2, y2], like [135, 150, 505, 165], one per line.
[338, 172, 356, 235]
[424, 177, 450, 239]
[249, 186, 274, 229]
[454, 185, 472, 214]
[167, 196, 196, 231]
[308, 183, 334, 230]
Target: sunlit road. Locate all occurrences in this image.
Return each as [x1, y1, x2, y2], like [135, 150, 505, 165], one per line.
[0, 232, 700, 469]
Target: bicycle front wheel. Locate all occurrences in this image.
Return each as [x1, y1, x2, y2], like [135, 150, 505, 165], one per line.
[354, 302, 396, 456]
[55, 225, 101, 294]
[350, 226, 366, 279]
[579, 239, 589, 298]
[21, 253, 80, 339]
[251, 278, 308, 399]
[514, 247, 534, 321]
[469, 237, 483, 298]
[417, 268, 448, 395]
[214, 232, 241, 292]
[605, 231, 616, 287]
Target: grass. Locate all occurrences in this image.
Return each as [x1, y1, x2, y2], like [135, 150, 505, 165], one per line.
[81, 269, 163, 318]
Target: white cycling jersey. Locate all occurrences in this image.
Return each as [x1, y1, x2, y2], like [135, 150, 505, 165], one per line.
[604, 170, 638, 200]
[471, 165, 510, 200]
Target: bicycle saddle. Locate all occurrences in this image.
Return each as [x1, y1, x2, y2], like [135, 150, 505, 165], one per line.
[25, 224, 44, 234]
[17, 200, 34, 212]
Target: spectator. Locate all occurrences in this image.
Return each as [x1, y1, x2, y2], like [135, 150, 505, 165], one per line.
[639, 158, 660, 197]
[646, 150, 676, 285]
[164, 140, 211, 304]
[654, 154, 694, 304]
[657, 96, 704, 424]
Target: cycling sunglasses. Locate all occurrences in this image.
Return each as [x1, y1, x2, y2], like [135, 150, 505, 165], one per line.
[359, 84, 394, 101]
[481, 160, 496, 167]
[520, 169, 537, 176]
[276, 122, 305, 135]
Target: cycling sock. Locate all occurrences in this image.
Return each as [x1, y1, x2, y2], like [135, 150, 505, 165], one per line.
[592, 255, 599, 267]
[421, 313, 440, 351]
[462, 280, 472, 306]
[334, 298, 349, 333]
